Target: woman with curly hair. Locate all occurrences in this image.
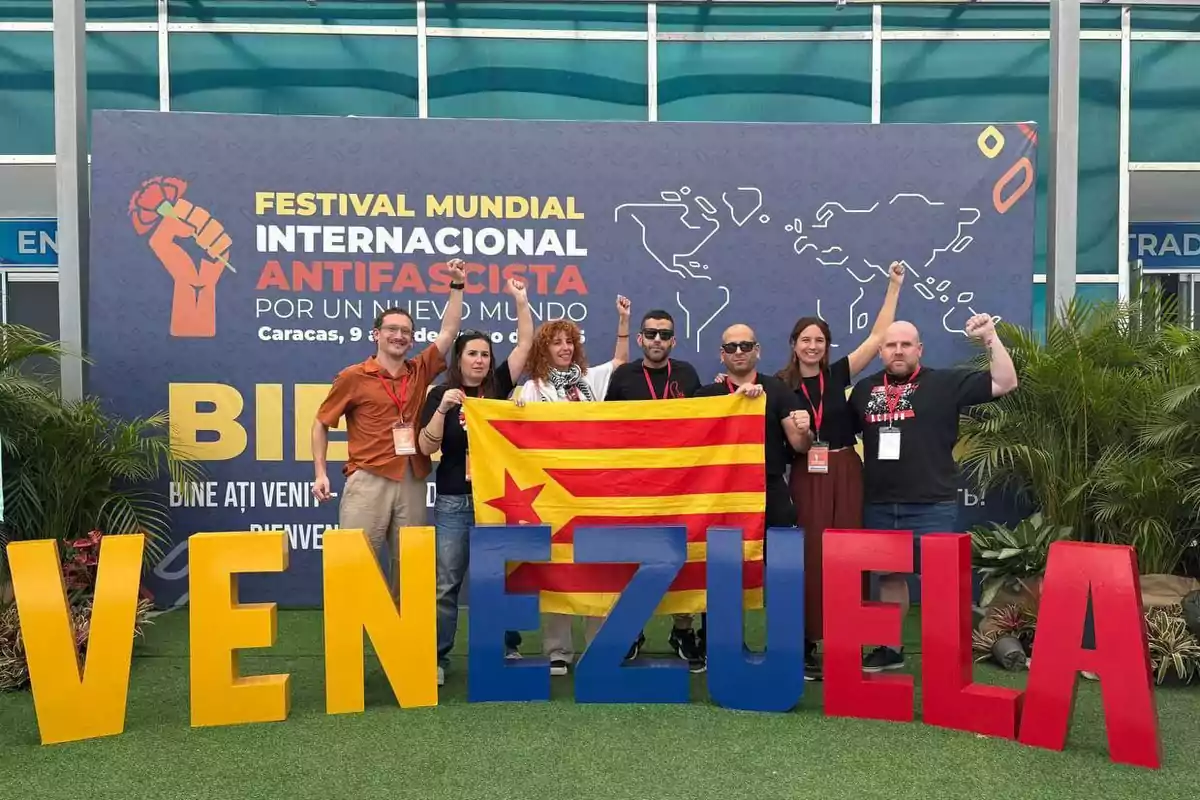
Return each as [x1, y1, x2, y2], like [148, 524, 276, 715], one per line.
[516, 295, 631, 676]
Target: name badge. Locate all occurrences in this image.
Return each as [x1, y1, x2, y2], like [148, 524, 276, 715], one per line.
[393, 422, 416, 456]
[878, 426, 901, 461]
[807, 441, 830, 473]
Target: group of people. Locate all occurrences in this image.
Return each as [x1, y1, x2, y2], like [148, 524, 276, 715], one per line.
[312, 257, 1019, 685]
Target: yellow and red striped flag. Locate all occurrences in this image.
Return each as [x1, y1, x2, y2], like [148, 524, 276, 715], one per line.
[463, 394, 767, 616]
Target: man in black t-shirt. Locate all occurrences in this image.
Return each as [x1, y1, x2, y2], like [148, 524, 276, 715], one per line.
[693, 324, 813, 653]
[605, 309, 705, 670]
[849, 315, 1018, 672]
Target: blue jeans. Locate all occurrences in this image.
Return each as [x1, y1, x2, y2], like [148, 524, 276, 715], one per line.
[862, 501, 960, 573]
[435, 494, 520, 665]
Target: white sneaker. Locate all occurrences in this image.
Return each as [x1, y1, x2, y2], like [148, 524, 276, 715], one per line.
[437, 666, 445, 686]
[505, 649, 523, 660]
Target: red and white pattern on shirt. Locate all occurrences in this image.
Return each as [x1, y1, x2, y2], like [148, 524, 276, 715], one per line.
[864, 381, 918, 424]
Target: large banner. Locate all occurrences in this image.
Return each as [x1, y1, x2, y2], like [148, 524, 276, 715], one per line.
[87, 110, 1036, 608]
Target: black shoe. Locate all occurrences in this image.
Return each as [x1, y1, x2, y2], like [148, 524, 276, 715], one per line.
[804, 641, 823, 682]
[668, 627, 707, 673]
[862, 646, 905, 672]
[624, 632, 646, 662]
[550, 659, 569, 676]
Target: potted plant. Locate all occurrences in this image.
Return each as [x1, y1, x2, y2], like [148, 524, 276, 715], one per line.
[1145, 605, 1200, 687]
[971, 512, 1072, 610]
[959, 290, 1200, 584]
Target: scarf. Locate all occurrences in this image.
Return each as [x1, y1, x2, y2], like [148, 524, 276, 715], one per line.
[546, 364, 594, 402]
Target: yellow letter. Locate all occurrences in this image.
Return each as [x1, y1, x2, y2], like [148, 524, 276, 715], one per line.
[255, 192, 274, 214]
[169, 383, 248, 461]
[426, 194, 453, 217]
[9, 535, 145, 744]
[256, 383, 283, 461]
[323, 526, 437, 714]
[189, 531, 290, 728]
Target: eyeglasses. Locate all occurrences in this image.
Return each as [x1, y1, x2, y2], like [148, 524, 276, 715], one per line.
[456, 329, 489, 341]
[379, 324, 412, 336]
[721, 341, 757, 354]
[641, 329, 675, 340]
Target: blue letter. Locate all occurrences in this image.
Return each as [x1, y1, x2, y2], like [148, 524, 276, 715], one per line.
[573, 525, 689, 704]
[467, 524, 551, 702]
[706, 526, 806, 712]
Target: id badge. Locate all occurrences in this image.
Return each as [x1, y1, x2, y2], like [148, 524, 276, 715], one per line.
[392, 422, 416, 456]
[878, 426, 901, 461]
[807, 441, 830, 474]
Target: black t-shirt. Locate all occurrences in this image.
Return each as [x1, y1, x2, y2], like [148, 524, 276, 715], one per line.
[785, 356, 856, 450]
[605, 359, 702, 401]
[692, 373, 801, 478]
[849, 366, 995, 504]
[421, 361, 515, 496]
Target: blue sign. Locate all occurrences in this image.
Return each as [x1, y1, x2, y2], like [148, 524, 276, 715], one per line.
[1129, 222, 1200, 271]
[86, 110, 1037, 608]
[0, 218, 58, 268]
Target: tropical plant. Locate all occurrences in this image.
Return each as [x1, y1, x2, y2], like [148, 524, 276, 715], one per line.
[1145, 605, 1200, 686]
[0, 321, 200, 575]
[2, 399, 200, 566]
[971, 512, 1072, 607]
[958, 290, 1200, 576]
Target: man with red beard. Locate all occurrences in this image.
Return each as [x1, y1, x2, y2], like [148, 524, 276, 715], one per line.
[311, 258, 468, 593]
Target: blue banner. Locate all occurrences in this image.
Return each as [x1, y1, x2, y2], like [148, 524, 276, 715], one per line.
[1129, 222, 1200, 271]
[86, 110, 1036, 608]
[0, 218, 58, 268]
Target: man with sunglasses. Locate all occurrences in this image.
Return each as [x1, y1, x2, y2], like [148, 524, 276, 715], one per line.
[605, 309, 705, 670]
[693, 324, 813, 654]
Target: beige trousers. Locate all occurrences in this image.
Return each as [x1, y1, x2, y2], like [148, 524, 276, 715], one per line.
[338, 468, 428, 593]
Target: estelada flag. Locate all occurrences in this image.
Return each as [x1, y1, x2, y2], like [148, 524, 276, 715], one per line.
[464, 394, 767, 616]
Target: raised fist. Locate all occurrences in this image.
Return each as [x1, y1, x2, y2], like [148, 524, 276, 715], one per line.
[131, 176, 232, 338]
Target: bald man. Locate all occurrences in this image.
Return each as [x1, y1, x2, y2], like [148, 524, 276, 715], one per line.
[848, 314, 1017, 672]
[693, 324, 814, 657]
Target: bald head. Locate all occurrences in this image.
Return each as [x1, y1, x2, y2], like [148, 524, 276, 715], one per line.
[886, 321, 921, 344]
[720, 323, 760, 377]
[722, 324, 756, 343]
[880, 320, 923, 377]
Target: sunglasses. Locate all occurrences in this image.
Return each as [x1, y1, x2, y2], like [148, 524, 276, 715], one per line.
[721, 341, 757, 354]
[641, 329, 675, 341]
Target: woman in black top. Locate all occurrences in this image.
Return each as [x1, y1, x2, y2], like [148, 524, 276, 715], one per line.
[419, 278, 533, 686]
[780, 261, 905, 679]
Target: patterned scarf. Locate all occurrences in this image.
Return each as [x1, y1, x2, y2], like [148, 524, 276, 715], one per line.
[546, 364, 594, 402]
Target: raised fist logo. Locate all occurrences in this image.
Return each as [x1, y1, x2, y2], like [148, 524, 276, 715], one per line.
[129, 176, 233, 338]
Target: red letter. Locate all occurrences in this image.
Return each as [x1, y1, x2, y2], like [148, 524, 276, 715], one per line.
[921, 534, 1022, 738]
[823, 529, 913, 722]
[1018, 542, 1160, 769]
[255, 260, 289, 290]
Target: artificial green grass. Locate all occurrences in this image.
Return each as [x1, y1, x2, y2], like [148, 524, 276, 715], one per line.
[1, 610, 1195, 799]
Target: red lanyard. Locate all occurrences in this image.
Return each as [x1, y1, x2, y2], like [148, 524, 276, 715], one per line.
[725, 372, 757, 394]
[643, 361, 672, 400]
[882, 365, 921, 418]
[377, 372, 412, 421]
[799, 370, 824, 437]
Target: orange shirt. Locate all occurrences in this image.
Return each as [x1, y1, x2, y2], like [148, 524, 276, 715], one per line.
[316, 345, 446, 481]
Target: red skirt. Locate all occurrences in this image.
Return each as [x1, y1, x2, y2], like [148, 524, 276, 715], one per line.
[789, 447, 864, 641]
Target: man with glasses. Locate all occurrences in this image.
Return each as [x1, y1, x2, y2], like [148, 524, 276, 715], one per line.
[312, 258, 468, 592]
[693, 324, 813, 652]
[605, 309, 705, 670]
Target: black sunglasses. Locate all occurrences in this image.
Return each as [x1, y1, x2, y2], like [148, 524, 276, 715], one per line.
[721, 341, 757, 354]
[641, 329, 675, 340]
[456, 329, 489, 341]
